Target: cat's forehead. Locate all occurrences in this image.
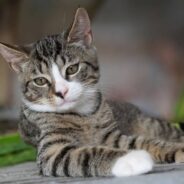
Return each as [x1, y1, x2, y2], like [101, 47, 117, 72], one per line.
[26, 34, 81, 75]
[32, 34, 64, 62]
[31, 34, 85, 66]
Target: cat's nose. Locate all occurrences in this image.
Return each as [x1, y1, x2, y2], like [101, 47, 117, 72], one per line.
[55, 87, 68, 99]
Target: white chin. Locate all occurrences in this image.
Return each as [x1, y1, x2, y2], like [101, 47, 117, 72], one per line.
[23, 99, 77, 113]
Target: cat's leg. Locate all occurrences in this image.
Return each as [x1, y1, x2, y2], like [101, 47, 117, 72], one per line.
[133, 115, 184, 142]
[100, 130, 184, 163]
[37, 143, 153, 177]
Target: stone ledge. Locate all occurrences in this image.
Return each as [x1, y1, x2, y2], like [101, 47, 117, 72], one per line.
[0, 162, 184, 184]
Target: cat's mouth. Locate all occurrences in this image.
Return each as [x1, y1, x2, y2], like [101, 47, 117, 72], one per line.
[55, 99, 77, 106]
[63, 100, 77, 105]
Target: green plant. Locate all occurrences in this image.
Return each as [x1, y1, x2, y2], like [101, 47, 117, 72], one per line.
[174, 90, 184, 128]
[0, 133, 36, 167]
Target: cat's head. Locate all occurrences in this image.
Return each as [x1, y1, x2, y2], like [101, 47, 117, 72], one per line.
[0, 8, 101, 115]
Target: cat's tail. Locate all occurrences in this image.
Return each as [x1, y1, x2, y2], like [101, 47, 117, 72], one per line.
[136, 115, 184, 143]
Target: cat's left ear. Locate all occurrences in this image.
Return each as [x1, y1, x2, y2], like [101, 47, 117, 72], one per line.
[67, 8, 93, 47]
[0, 42, 30, 73]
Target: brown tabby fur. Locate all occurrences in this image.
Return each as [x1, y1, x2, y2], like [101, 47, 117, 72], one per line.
[1, 8, 184, 177]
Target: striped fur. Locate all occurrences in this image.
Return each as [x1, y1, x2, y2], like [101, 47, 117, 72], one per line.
[20, 98, 184, 177]
[1, 8, 184, 177]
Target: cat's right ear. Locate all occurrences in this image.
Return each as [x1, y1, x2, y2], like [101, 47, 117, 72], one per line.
[0, 42, 30, 73]
[67, 8, 92, 47]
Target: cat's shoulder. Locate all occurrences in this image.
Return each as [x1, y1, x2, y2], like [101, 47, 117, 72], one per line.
[106, 100, 143, 134]
[106, 99, 142, 116]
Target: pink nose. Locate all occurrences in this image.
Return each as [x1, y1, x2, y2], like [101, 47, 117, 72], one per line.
[62, 87, 68, 97]
[55, 87, 68, 99]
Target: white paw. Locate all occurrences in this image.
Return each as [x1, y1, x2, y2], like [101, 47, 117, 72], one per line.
[112, 150, 154, 177]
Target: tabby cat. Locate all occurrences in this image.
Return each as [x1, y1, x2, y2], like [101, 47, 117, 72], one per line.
[1, 8, 184, 177]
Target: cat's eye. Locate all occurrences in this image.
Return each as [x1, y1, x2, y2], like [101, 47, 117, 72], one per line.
[66, 64, 79, 75]
[33, 77, 48, 86]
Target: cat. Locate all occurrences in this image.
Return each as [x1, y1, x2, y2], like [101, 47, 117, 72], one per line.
[1, 7, 184, 177]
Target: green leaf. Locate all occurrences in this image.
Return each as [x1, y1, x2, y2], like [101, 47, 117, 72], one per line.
[0, 133, 36, 167]
[174, 90, 184, 123]
[0, 149, 36, 167]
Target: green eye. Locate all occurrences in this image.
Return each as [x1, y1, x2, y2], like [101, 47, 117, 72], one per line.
[34, 77, 48, 86]
[66, 64, 79, 75]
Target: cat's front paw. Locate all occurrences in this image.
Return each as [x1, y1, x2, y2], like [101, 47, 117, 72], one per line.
[175, 149, 184, 163]
[112, 150, 154, 177]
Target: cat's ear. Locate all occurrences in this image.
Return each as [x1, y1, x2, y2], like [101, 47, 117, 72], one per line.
[67, 8, 92, 47]
[0, 42, 30, 73]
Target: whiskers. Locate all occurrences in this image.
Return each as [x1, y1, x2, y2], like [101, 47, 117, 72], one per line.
[82, 83, 99, 92]
[28, 98, 53, 105]
[78, 84, 100, 101]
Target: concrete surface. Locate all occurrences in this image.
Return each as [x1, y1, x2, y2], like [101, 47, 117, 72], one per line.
[0, 162, 184, 184]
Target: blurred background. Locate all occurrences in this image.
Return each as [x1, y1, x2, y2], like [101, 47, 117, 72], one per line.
[0, 0, 184, 166]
